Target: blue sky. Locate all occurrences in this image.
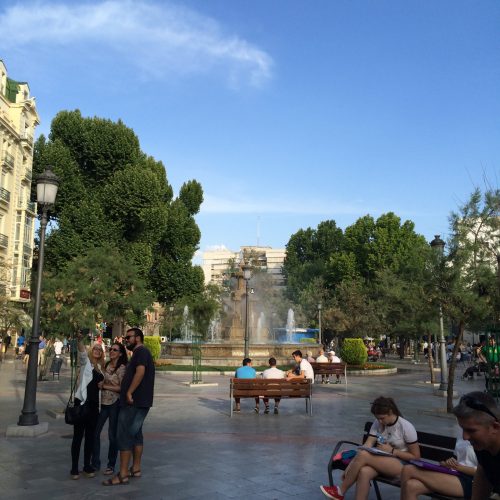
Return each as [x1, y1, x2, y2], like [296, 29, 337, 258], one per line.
[1, 0, 499, 260]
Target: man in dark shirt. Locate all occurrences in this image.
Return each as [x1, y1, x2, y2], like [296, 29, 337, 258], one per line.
[453, 391, 500, 499]
[103, 327, 155, 486]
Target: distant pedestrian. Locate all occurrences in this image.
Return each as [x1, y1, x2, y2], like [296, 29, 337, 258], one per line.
[54, 338, 63, 357]
[5, 334, 11, 349]
[103, 328, 155, 486]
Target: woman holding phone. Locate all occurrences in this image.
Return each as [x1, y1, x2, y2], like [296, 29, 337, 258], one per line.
[92, 341, 128, 475]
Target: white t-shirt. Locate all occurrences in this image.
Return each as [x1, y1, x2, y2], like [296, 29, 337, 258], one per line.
[316, 354, 328, 362]
[329, 355, 341, 363]
[300, 359, 314, 382]
[54, 340, 63, 355]
[262, 366, 285, 379]
[369, 416, 418, 452]
[455, 438, 477, 467]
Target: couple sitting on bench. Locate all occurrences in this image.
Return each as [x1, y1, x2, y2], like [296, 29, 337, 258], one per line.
[321, 392, 499, 500]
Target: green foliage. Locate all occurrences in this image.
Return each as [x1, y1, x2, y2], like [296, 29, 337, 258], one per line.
[41, 245, 154, 334]
[33, 110, 204, 303]
[144, 336, 161, 361]
[340, 338, 368, 365]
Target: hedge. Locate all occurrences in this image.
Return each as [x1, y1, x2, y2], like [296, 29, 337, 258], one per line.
[144, 336, 161, 361]
[340, 338, 368, 365]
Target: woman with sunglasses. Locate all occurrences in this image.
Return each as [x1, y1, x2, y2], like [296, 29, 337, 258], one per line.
[92, 342, 128, 476]
[71, 335, 105, 480]
[320, 396, 420, 499]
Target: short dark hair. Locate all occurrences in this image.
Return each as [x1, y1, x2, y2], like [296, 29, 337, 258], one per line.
[242, 357, 252, 366]
[292, 350, 302, 358]
[268, 357, 277, 366]
[126, 327, 144, 342]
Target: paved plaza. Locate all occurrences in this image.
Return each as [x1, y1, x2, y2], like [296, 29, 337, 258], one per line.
[0, 354, 484, 500]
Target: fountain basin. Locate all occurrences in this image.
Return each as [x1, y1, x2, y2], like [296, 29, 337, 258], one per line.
[161, 342, 320, 367]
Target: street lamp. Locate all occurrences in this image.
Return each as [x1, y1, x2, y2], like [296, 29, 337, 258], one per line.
[242, 264, 252, 358]
[169, 306, 174, 341]
[430, 234, 448, 392]
[18, 167, 59, 426]
[318, 302, 322, 347]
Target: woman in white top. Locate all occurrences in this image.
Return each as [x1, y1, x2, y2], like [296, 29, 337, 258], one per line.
[400, 437, 477, 499]
[70, 336, 104, 480]
[92, 342, 128, 475]
[320, 396, 420, 500]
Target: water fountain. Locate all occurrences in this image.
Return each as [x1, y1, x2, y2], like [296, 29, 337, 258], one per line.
[162, 264, 319, 366]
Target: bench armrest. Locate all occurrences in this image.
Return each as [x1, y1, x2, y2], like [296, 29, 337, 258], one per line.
[327, 440, 361, 486]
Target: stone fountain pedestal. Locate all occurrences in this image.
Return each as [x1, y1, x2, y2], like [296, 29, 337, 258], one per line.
[161, 342, 319, 367]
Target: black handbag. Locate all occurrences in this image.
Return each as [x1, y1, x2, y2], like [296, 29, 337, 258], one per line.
[64, 368, 88, 425]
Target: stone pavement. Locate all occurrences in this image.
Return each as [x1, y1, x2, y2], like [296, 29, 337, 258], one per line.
[0, 354, 484, 500]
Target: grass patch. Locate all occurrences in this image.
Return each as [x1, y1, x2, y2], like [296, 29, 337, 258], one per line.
[347, 362, 394, 370]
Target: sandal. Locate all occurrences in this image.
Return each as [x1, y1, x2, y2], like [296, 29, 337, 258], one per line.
[103, 467, 114, 476]
[129, 468, 142, 478]
[254, 407, 259, 413]
[102, 473, 129, 486]
[264, 406, 270, 414]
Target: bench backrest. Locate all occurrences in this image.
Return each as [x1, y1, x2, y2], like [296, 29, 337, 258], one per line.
[311, 362, 346, 375]
[231, 378, 312, 398]
[361, 421, 456, 462]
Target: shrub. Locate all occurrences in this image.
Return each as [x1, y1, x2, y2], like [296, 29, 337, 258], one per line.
[340, 338, 368, 365]
[144, 336, 161, 361]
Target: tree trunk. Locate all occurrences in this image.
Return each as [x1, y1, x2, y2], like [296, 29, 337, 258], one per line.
[447, 321, 464, 412]
[398, 336, 405, 359]
[427, 331, 435, 385]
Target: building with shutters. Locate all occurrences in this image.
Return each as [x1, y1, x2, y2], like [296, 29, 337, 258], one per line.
[0, 60, 39, 302]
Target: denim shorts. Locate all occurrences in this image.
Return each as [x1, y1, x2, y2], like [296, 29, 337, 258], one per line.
[117, 406, 149, 452]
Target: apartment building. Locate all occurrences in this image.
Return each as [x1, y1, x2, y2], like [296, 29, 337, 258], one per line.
[202, 246, 286, 288]
[0, 61, 39, 302]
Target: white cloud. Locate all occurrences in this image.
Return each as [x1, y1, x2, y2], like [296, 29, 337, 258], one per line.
[0, 0, 273, 87]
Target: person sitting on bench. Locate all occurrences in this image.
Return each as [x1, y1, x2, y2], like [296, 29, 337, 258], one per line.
[400, 436, 477, 499]
[261, 357, 285, 414]
[320, 396, 420, 500]
[233, 358, 259, 413]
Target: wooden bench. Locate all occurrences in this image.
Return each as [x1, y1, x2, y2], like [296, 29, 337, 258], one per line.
[230, 378, 312, 417]
[328, 421, 461, 500]
[311, 362, 347, 386]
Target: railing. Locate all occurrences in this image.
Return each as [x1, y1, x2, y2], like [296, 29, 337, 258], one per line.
[2, 152, 14, 169]
[21, 132, 33, 144]
[0, 233, 8, 248]
[23, 244, 32, 255]
[0, 187, 11, 203]
[24, 170, 32, 182]
[26, 201, 36, 213]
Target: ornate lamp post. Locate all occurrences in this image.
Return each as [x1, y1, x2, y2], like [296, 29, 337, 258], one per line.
[243, 264, 252, 358]
[318, 302, 322, 347]
[18, 168, 59, 426]
[430, 235, 447, 392]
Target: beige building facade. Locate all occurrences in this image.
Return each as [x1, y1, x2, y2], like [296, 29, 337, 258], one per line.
[0, 60, 39, 302]
[202, 245, 286, 288]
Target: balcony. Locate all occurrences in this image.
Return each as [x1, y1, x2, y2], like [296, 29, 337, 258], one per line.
[2, 152, 15, 170]
[21, 131, 33, 147]
[0, 233, 8, 248]
[27, 201, 36, 213]
[24, 169, 32, 182]
[0, 187, 11, 204]
[23, 243, 32, 255]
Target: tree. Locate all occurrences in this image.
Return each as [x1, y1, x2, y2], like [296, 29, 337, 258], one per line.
[33, 110, 204, 303]
[435, 188, 499, 411]
[41, 246, 154, 335]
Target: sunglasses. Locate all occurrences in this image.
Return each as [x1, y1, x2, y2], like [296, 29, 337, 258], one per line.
[124, 335, 136, 340]
[461, 395, 499, 422]
[109, 348, 120, 352]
